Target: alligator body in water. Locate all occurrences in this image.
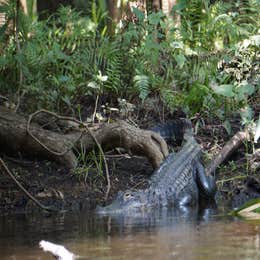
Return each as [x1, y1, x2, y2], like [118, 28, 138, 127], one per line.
[97, 122, 216, 214]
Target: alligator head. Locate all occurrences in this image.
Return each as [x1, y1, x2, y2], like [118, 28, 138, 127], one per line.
[96, 190, 148, 214]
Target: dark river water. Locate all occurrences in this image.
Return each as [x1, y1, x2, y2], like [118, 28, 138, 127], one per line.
[0, 206, 259, 260]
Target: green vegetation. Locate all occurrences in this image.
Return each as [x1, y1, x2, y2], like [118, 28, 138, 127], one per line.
[0, 0, 259, 125]
[74, 149, 105, 184]
[231, 198, 260, 220]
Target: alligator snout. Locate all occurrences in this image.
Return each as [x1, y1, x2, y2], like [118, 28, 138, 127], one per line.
[96, 190, 148, 214]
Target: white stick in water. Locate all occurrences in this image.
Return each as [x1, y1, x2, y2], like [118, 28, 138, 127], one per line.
[39, 240, 75, 260]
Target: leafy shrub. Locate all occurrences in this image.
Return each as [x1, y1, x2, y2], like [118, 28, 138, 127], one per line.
[214, 34, 260, 124]
[0, 0, 259, 122]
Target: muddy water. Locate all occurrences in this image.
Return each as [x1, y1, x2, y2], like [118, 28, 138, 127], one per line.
[0, 207, 259, 260]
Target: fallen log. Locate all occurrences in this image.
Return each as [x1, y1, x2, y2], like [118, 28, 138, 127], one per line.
[205, 129, 251, 175]
[0, 106, 168, 169]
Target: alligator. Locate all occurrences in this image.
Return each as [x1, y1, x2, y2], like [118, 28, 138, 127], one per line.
[97, 120, 216, 214]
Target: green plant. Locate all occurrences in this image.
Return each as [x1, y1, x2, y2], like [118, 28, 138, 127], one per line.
[0, 0, 259, 120]
[213, 34, 259, 123]
[0, 4, 115, 111]
[74, 146, 105, 183]
[231, 198, 260, 220]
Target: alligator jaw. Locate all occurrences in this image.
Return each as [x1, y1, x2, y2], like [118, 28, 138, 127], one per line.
[96, 202, 147, 215]
[96, 190, 148, 214]
[96, 205, 124, 215]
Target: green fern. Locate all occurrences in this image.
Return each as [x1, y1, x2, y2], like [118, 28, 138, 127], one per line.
[96, 39, 120, 92]
[105, 51, 124, 93]
[234, 0, 260, 33]
[160, 87, 184, 112]
[133, 74, 150, 101]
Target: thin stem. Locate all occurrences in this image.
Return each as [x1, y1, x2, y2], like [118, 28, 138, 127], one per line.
[92, 94, 99, 123]
[14, 0, 23, 112]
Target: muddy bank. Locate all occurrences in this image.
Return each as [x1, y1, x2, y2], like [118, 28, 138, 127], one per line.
[0, 154, 154, 215]
[0, 105, 259, 216]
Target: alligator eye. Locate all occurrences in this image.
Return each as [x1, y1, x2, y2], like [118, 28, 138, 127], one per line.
[124, 192, 133, 200]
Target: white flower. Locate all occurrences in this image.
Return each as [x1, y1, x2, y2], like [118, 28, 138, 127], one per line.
[97, 70, 108, 82]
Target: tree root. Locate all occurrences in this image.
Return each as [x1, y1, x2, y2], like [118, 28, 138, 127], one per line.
[0, 106, 169, 201]
[27, 109, 84, 156]
[27, 109, 111, 199]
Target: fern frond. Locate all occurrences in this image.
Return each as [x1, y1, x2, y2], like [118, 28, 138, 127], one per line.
[133, 74, 150, 101]
[105, 52, 124, 92]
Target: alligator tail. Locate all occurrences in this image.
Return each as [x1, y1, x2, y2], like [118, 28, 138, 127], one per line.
[195, 160, 217, 200]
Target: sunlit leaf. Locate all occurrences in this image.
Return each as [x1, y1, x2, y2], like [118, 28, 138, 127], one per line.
[214, 14, 232, 24]
[170, 41, 184, 50]
[88, 81, 100, 89]
[240, 106, 253, 125]
[175, 54, 186, 68]
[212, 84, 234, 97]
[132, 7, 145, 22]
[58, 75, 70, 82]
[232, 199, 260, 220]
[62, 96, 71, 106]
[148, 11, 164, 26]
[223, 120, 232, 135]
[254, 116, 260, 143]
[236, 82, 255, 101]
[95, 112, 106, 122]
[250, 35, 260, 46]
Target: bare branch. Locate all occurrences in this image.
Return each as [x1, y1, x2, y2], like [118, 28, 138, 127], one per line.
[206, 130, 250, 176]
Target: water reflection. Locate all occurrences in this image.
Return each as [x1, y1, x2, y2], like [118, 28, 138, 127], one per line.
[96, 205, 216, 235]
[0, 206, 259, 260]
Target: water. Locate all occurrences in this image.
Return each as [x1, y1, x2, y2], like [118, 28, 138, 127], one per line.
[0, 207, 259, 260]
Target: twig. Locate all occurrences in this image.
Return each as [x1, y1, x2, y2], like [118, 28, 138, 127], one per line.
[4, 156, 34, 166]
[92, 94, 99, 123]
[0, 95, 8, 101]
[85, 126, 111, 200]
[216, 175, 247, 184]
[0, 157, 59, 212]
[27, 109, 111, 200]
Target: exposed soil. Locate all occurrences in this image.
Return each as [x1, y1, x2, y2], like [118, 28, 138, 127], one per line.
[0, 99, 259, 216]
[0, 154, 153, 215]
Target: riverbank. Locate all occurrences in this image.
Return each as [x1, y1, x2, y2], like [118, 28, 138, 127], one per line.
[0, 106, 258, 216]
